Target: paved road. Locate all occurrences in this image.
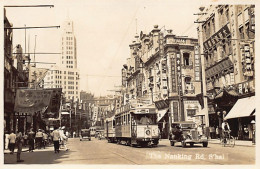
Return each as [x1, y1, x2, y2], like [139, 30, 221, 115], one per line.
[4, 138, 255, 164]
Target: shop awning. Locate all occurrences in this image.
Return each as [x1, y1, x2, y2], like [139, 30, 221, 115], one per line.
[61, 112, 70, 115]
[157, 109, 168, 122]
[224, 96, 255, 120]
[194, 108, 207, 116]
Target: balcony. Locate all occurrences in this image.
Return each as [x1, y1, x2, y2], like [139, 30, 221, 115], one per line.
[182, 63, 193, 69]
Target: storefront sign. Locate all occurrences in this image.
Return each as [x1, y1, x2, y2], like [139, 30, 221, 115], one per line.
[205, 57, 233, 79]
[176, 53, 182, 95]
[194, 46, 201, 81]
[235, 81, 253, 95]
[171, 56, 177, 93]
[203, 24, 231, 51]
[155, 100, 169, 110]
[14, 89, 53, 114]
[29, 65, 49, 88]
[45, 88, 62, 119]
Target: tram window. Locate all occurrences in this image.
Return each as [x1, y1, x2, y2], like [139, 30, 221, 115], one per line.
[123, 115, 126, 125]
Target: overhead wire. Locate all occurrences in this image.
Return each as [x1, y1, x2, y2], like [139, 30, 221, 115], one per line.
[96, 1, 141, 95]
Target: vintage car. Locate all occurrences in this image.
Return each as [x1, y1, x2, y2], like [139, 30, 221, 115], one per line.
[80, 129, 91, 141]
[169, 121, 208, 147]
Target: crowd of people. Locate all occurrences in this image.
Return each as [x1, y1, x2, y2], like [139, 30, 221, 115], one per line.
[4, 126, 70, 162]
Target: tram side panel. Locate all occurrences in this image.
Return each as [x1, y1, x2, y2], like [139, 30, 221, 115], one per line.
[105, 120, 116, 142]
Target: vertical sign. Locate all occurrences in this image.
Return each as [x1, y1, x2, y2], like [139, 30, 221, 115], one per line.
[176, 53, 182, 95]
[159, 31, 168, 99]
[194, 46, 201, 81]
[158, 32, 164, 58]
[171, 56, 177, 93]
[176, 53, 184, 121]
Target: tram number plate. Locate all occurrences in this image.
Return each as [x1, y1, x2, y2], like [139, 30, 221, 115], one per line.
[135, 109, 149, 113]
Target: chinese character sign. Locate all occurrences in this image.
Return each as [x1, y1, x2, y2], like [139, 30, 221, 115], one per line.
[14, 89, 53, 114]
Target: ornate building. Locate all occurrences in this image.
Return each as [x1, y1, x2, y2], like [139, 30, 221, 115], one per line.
[197, 5, 255, 140]
[122, 25, 202, 138]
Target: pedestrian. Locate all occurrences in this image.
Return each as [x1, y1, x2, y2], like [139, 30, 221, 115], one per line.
[61, 128, 69, 151]
[51, 126, 61, 153]
[43, 131, 48, 149]
[23, 132, 28, 147]
[8, 130, 16, 154]
[209, 126, 215, 139]
[16, 132, 24, 162]
[35, 129, 43, 149]
[216, 126, 220, 139]
[73, 131, 76, 138]
[28, 128, 35, 152]
[4, 131, 9, 150]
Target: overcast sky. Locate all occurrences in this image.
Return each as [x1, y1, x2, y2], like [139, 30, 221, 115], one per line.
[4, 0, 212, 96]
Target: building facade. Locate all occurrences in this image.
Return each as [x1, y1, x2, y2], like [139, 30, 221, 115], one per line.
[45, 20, 80, 101]
[122, 25, 203, 138]
[4, 9, 29, 133]
[197, 5, 255, 140]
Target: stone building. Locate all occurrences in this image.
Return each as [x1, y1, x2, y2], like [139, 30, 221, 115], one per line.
[197, 5, 255, 140]
[122, 25, 202, 138]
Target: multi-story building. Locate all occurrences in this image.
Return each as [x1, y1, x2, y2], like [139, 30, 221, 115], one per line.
[197, 5, 255, 140]
[4, 9, 28, 133]
[122, 25, 202, 138]
[45, 20, 80, 101]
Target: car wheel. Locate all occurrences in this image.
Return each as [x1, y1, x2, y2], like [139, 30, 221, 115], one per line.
[182, 141, 186, 148]
[203, 142, 208, 147]
[170, 141, 175, 146]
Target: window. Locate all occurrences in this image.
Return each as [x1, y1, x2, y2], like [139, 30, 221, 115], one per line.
[187, 109, 196, 116]
[245, 22, 249, 38]
[225, 9, 229, 22]
[183, 53, 190, 66]
[212, 18, 215, 33]
[208, 21, 211, 36]
[239, 26, 244, 39]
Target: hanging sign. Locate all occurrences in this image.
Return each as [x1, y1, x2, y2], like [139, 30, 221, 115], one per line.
[14, 89, 53, 114]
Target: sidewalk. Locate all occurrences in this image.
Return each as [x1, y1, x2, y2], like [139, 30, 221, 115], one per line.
[4, 144, 69, 164]
[4, 144, 52, 154]
[208, 139, 256, 147]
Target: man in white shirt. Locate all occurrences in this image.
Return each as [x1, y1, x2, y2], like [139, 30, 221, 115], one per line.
[8, 131, 16, 154]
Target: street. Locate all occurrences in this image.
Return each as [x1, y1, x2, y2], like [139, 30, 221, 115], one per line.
[4, 137, 255, 165]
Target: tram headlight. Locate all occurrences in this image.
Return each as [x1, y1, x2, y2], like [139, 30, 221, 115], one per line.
[146, 130, 151, 135]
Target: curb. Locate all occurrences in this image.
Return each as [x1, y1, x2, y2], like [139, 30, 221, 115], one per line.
[208, 141, 256, 147]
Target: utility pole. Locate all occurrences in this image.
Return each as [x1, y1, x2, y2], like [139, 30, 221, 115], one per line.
[198, 24, 209, 128]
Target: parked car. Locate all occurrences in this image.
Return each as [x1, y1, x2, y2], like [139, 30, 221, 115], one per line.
[80, 129, 91, 141]
[169, 121, 208, 148]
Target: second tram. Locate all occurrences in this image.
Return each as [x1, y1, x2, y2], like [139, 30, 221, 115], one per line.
[105, 103, 159, 147]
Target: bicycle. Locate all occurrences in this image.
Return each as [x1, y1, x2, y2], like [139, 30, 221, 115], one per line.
[221, 130, 235, 147]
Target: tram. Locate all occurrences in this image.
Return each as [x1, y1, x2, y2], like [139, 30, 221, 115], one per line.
[104, 116, 116, 143]
[105, 103, 159, 147]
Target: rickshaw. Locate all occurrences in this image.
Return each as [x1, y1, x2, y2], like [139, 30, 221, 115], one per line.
[96, 130, 105, 140]
[80, 129, 91, 141]
[169, 121, 208, 147]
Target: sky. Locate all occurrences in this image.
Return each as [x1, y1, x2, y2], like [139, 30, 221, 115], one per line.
[3, 0, 209, 96]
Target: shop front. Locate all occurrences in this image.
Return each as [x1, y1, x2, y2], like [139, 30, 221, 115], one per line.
[224, 96, 255, 140]
[155, 100, 169, 139]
